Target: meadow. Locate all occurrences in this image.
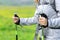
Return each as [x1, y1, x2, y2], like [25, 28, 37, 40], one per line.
[0, 6, 37, 40]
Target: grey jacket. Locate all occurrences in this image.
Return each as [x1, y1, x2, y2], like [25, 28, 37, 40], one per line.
[20, 0, 60, 40]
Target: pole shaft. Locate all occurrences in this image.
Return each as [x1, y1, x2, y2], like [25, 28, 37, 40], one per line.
[16, 35, 18, 40]
[42, 27, 44, 40]
[15, 24, 18, 40]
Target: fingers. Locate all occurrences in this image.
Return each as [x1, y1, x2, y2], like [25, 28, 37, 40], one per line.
[39, 16, 47, 26]
[13, 17, 19, 23]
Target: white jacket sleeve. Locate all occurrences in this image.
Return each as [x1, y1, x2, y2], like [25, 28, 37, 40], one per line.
[48, 17, 60, 28]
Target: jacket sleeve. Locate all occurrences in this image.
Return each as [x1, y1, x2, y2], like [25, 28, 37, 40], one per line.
[48, 17, 60, 28]
[20, 17, 37, 25]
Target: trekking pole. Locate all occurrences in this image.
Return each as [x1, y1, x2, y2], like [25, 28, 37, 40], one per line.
[40, 13, 48, 40]
[40, 15, 44, 40]
[14, 13, 24, 40]
[14, 13, 19, 40]
[15, 24, 18, 40]
[41, 26, 44, 40]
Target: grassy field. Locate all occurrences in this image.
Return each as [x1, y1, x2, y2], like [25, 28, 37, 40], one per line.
[0, 6, 37, 40]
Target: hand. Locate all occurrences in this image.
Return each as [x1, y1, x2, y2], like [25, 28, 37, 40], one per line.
[13, 14, 20, 25]
[39, 16, 48, 27]
[13, 17, 19, 23]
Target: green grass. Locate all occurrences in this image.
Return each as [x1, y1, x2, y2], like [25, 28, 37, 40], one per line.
[0, 6, 37, 40]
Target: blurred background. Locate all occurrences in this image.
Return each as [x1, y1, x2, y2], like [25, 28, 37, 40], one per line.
[0, 0, 34, 6]
[0, 0, 36, 40]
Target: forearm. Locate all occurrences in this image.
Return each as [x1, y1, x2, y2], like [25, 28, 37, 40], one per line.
[20, 17, 38, 25]
[48, 17, 60, 28]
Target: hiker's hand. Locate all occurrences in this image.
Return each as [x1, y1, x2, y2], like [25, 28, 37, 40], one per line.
[13, 14, 20, 25]
[39, 16, 48, 27]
